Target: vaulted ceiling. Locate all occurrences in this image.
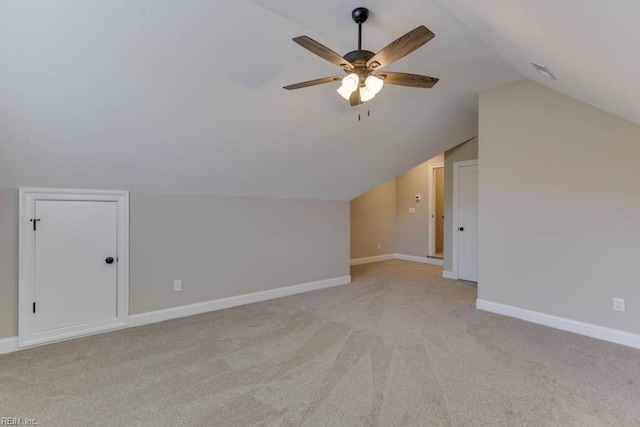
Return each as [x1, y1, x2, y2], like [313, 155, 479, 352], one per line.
[2, 1, 635, 200]
[438, 0, 640, 126]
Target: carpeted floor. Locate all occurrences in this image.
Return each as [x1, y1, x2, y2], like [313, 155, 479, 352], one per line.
[1, 260, 639, 426]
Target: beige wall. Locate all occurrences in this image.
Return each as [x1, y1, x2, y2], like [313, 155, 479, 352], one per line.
[443, 137, 478, 272]
[479, 79, 640, 334]
[395, 154, 444, 257]
[0, 189, 18, 339]
[350, 179, 396, 259]
[130, 193, 350, 314]
[0, 191, 350, 338]
[350, 153, 449, 260]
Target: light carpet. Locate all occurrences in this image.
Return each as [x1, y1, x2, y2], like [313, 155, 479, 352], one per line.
[1, 260, 639, 426]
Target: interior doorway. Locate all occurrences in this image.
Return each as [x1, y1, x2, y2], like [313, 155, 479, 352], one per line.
[434, 167, 444, 258]
[428, 162, 445, 258]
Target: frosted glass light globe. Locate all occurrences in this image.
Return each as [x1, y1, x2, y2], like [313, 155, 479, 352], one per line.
[342, 73, 359, 92]
[365, 75, 384, 94]
[359, 86, 375, 102]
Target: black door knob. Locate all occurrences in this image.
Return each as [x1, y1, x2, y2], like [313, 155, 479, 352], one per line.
[459, 227, 464, 231]
[105, 257, 114, 264]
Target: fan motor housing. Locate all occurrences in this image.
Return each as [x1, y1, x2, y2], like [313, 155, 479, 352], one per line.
[343, 50, 375, 67]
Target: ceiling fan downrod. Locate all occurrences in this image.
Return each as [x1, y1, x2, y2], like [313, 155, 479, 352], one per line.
[352, 7, 369, 51]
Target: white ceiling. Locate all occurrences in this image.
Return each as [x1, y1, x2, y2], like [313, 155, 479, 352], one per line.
[0, 0, 522, 200]
[437, 0, 640, 126]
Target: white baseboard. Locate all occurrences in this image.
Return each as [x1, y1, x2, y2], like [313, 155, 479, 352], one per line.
[350, 254, 395, 265]
[476, 299, 640, 350]
[0, 336, 19, 355]
[129, 275, 351, 327]
[395, 254, 443, 266]
[442, 270, 457, 279]
[0, 275, 351, 355]
[351, 253, 443, 266]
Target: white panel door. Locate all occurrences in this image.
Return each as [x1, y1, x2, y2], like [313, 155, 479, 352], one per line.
[34, 200, 118, 333]
[457, 165, 478, 282]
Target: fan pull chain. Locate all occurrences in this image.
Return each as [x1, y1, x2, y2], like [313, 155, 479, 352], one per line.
[357, 110, 372, 121]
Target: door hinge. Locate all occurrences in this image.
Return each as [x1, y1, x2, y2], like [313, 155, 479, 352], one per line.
[30, 218, 41, 231]
[33, 302, 36, 313]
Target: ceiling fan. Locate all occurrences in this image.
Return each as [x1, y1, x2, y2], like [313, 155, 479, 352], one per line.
[284, 7, 439, 106]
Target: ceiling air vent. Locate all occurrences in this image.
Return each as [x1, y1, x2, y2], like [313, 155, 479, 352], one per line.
[530, 62, 557, 80]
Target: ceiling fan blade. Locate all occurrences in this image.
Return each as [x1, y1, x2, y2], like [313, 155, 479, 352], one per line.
[377, 72, 439, 88]
[293, 36, 354, 70]
[349, 88, 362, 106]
[366, 26, 435, 70]
[283, 76, 343, 90]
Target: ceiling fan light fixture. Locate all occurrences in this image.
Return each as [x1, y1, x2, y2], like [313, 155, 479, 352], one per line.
[337, 85, 353, 100]
[359, 86, 375, 102]
[365, 75, 384, 95]
[284, 8, 439, 107]
[337, 72, 360, 100]
[342, 73, 360, 92]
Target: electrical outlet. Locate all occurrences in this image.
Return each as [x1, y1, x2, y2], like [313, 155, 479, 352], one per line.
[174, 280, 182, 292]
[613, 298, 625, 312]
[377, 243, 382, 249]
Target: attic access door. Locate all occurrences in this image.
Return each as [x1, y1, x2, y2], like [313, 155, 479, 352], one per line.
[19, 189, 129, 348]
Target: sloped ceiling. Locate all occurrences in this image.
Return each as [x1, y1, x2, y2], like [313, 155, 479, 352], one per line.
[437, 0, 640, 126]
[0, 0, 520, 200]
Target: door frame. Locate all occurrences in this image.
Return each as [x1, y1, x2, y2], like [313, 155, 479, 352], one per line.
[18, 188, 129, 347]
[427, 162, 445, 257]
[451, 160, 478, 280]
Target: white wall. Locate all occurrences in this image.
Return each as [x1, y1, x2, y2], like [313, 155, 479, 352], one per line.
[0, 0, 496, 202]
[479, 79, 640, 335]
